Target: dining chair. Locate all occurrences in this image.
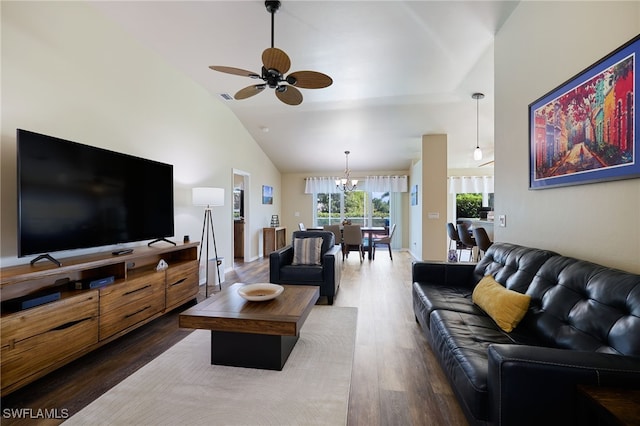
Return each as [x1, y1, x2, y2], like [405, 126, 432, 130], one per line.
[342, 224, 364, 262]
[298, 223, 306, 231]
[447, 223, 464, 260]
[473, 227, 493, 260]
[323, 224, 342, 246]
[457, 223, 477, 262]
[372, 223, 396, 260]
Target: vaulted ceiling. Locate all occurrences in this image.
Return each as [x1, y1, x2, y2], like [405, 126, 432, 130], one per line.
[90, 1, 519, 174]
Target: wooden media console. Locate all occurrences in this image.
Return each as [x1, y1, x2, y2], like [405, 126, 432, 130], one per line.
[0, 242, 200, 396]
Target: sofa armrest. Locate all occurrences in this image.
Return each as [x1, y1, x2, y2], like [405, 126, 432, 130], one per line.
[269, 245, 294, 283]
[488, 344, 640, 425]
[411, 261, 477, 290]
[323, 244, 341, 287]
[324, 244, 341, 259]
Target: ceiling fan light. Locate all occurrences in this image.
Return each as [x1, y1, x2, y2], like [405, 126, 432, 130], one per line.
[473, 147, 483, 161]
[210, 2, 332, 105]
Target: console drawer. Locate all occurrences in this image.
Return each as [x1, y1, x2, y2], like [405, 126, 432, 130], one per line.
[1, 291, 99, 391]
[166, 261, 199, 309]
[99, 274, 165, 339]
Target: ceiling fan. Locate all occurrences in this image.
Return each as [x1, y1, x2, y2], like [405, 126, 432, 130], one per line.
[210, 0, 333, 106]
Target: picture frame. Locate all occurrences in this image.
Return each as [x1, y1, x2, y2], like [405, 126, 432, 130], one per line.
[529, 35, 640, 189]
[262, 185, 273, 204]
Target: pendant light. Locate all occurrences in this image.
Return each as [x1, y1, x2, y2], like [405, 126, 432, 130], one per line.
[335, 151, 358, 192]
[472, 92, 484, 161]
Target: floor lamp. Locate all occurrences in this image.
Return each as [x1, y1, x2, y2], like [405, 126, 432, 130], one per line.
[192, 187, 224, 297]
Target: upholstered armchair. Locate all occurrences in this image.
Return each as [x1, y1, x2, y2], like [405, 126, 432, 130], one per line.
[269, 230, 341, 304]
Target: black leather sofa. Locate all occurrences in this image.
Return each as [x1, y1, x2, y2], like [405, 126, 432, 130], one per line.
[412, 242, 640, 425]
[270, 230, 341, 304]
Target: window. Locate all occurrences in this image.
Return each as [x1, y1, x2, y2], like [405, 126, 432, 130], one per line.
[344, 191, 365, 225]
[314, 190, 390, 227]
[455, 193, 494, 219]
[370, 191, 390, 227]
[448, 176, 494, 221]
[456, 193, 482, 218]
[316, 193, 341, 226]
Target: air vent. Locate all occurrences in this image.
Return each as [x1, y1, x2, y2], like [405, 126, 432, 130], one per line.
[219, 93, 234, 101]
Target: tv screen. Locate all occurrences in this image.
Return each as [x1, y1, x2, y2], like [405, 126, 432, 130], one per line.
[17, 129, 175, 257]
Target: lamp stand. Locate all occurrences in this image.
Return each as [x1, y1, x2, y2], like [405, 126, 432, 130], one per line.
[198, 207, 222, 297]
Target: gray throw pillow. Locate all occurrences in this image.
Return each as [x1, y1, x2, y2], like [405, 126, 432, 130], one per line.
[291, 237, 323, 265]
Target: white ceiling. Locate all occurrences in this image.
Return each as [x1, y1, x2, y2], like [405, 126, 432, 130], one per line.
[89, 1, 519, 174]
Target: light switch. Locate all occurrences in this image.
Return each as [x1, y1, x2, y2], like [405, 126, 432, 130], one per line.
[428, 212, 439, 219]
[499, 215, 506, 227]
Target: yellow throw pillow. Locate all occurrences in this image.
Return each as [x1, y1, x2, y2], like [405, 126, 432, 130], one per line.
[472, 275, 531, 332]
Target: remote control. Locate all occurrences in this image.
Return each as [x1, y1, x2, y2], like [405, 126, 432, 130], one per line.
[112, 249, 134, 256]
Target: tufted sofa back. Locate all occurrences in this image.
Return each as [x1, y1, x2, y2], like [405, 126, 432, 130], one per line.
[474, 243, 558, 293]
[524, 255, 640, 356]
[474, 243, 640, 356]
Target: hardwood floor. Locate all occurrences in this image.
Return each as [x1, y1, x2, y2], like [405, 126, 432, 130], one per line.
[1, 251, 467, 426]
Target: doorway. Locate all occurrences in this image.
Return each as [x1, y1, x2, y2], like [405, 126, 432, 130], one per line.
[232, 169, 250, 263]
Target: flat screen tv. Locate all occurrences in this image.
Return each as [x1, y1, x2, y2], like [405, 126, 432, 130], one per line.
[17, 129, 175, 261]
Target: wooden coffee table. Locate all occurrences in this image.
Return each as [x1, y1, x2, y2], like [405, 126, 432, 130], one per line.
[179, 283, 319, 370]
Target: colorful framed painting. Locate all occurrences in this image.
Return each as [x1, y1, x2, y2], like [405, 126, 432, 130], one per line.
[262, 185, 273, 204]
[529, 35, 640, 189]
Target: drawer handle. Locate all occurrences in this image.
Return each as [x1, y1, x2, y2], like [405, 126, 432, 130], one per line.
[51, 317, 93, 331]
[7, 317, 94, 347]
[125, 305, 150, 319]
[170, 278, 187, 287]
[123, 284, 152, 296]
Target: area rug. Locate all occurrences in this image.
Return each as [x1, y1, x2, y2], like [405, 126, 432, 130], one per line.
[64, 306, 357, 426]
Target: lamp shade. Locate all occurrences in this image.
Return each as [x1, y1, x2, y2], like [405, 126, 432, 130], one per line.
[192, 187, 224, 207]
[473, 147, 483, 161]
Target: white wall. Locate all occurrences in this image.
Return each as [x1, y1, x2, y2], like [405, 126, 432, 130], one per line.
[1, 2, 281, 267]
[495, 1, 640, 273]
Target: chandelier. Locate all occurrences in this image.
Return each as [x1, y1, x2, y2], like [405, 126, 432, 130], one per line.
[335, 150, 358, 192]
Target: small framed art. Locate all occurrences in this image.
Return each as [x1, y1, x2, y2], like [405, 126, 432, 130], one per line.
[262, 185, 273, 204]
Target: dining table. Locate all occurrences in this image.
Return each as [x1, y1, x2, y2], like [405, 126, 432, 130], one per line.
[308, 226, 387, 260]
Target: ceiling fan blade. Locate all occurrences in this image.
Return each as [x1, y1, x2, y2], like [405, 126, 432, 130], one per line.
[235, 84, 266, 100]
[262, 48, 291, 74]
[210, 66, 260, 78]
[287, 71, 333, 89]
[275, 85, 303, 106]
[480, 160, 495, 167]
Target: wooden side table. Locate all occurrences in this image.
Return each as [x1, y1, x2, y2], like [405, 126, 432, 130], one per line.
[577, 385, 640, 425]
[263, 227, 286, 256]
